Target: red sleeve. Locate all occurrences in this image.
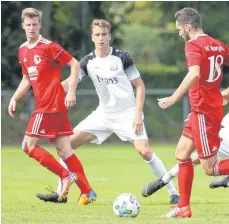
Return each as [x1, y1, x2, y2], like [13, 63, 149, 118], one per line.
[48, 42, 73, 67]
[185, 42, 202, 68]
[18, 48, 28, 75]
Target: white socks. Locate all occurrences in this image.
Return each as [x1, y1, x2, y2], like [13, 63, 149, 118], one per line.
[145, 153, 178, 196]
[162, 164, 179, 184]
[161, 163, 197, 184]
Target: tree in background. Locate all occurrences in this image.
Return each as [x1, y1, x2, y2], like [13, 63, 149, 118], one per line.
[1, 1, 130, 89]
[120, 1, 229, 87]
[2, 1, 228, 89]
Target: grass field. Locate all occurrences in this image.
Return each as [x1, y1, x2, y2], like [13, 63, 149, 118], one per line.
[2, 144, 229, 224]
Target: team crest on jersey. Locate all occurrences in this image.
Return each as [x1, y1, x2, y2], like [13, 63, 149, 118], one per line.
[34, 55, 41, 65]
[110, 64, 118, 71]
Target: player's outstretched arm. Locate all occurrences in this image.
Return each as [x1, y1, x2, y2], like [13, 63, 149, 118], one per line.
[65, 58, 80, 108]
[158, 65, 200, 109]
[8, 74, 31, 118]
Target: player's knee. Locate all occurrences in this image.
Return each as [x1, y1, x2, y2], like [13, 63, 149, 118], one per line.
[56, 144, 73, 160]
[203, 167, 214, 176]
[137, 146, 152, 160]
[21, 136, 29, 153]
[21, 136, 36, 156]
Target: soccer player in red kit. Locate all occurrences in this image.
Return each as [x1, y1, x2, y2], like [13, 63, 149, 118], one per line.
[8, 8, 93, 203]
[157, 7, 229, 218]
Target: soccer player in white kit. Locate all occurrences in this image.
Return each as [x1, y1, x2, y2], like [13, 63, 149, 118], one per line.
[37, 19, 179, 205]
[142, 88, 229, 196]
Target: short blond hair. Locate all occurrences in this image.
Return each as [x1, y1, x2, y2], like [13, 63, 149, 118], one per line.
[91, 19, 111, 33]
[21, 8, 42, 23]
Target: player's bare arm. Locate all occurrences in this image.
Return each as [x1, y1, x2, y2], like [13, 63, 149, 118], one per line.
[158, 65, 200, 109]
[131, 77, 145, 135]
[61, 78, 69, 92]
[8, 74, 31, 118]
[65, 58, 80, 108]
[222, 87, 229, 105]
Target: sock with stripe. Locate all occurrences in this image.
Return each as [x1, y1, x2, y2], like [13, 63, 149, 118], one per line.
[177, 158, 194, 207]
[213, 159, 229, 175]
[24, 144, 69, 179]
[64, 154, 92, 194]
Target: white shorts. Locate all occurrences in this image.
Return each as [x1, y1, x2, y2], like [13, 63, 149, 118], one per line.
[218, 139, 229, 160]
[74, 108, 148, 144]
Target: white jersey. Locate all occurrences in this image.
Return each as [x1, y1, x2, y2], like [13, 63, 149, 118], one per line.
[79, 47, 140, 114]
[218, 113, 229, 159]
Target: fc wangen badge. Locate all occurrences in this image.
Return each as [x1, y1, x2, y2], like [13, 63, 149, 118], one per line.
[34, 55, 41, 65]
[110, 64, 118, 71]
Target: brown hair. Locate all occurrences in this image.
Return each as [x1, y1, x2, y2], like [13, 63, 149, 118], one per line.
[174, 7, 202, 29]
[21, 8, 42, 23]
[91, 19, 111, 33]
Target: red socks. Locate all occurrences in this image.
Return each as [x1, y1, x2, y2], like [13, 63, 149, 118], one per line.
[25, 144, 69, 180]
[213, 159, 229, 175]
[64, 154, 92, 194]
[177, 158, 194, 208]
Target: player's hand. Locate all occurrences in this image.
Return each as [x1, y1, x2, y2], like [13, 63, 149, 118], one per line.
[65, 91, 76, 108]
[157, 96, 176, 109]
[133, 116, 143, 136]
[221, 89, 229, 105]
[8, 99, 17, 118]
[223, 97, 229, 105]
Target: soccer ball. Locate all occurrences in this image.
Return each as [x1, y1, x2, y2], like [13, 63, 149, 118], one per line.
[112, 193, 140, 218]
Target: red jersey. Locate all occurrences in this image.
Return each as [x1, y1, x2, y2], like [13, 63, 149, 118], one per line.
[19, 35, 73, 113]
[185, 34, 229, 114]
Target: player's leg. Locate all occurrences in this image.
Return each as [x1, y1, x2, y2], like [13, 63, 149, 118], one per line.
[111, 111, 179, 204]
[209, 140, 229, 188]
[23, 113, 74, 188]
[200, 154, 229, 177]
[164, 112, 196, 218]
[141, 151, 200, 200]
[36, 130, 96, 203]
[22, 135, 70, 180]
[165, 135, 195, 218]
[56, 130, 96, 196]
[22, 134, 75, 201]
[193, 111, 229, 177]
[71, 113, 112, 205]
[37, 110, 111, 204]
[54, 135, 97, 204]
[26, 112, 78, 202]
[134, 139, 179, 204]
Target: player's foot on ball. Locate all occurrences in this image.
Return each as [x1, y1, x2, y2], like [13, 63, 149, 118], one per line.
[209, 175, 229, 189]
[36, 191, 67, 203]
[164, 206, 192, 218]
[142, 177, 166, 197]
[170, 194, 180, 206]
[77, 189, 97, 206]
[58, 172, 77, 202]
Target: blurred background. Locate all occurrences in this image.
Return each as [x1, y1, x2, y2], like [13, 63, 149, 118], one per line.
[2, 1, 229, 145]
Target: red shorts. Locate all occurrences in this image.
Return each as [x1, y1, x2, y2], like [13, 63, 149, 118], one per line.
[182, 109, 223, 159]
[25, 111, 73, 139]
